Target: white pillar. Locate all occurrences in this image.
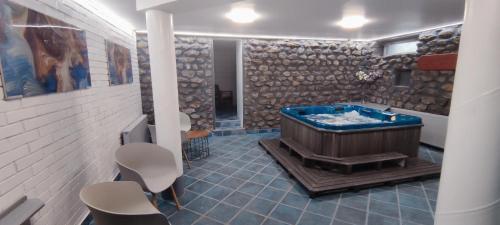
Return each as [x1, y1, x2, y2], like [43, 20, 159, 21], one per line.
[236, 40, 244, 127]
[145, 10, 183, 176]
[434, 0, 500, 224]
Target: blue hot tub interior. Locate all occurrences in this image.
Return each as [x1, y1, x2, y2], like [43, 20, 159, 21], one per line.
[281, 104, 422, 130]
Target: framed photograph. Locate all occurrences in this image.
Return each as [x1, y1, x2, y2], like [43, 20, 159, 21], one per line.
[106, 41, 133, 85]
[0, 1, 91, 99]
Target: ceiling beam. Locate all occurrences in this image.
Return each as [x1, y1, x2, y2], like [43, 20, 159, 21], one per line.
[136, 0, 245, 13]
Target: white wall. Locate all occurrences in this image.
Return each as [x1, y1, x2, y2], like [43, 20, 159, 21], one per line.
[0, 1, 142, 225]
[391, 108, 449, 148]
[214, 39, 237, 106]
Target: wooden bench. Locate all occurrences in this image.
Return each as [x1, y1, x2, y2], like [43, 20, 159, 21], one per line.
[0, 196, 44, 225]
[280, 138, 408, 174]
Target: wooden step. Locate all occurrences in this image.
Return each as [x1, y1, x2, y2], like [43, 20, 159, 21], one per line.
[311, 152, 407, 166]
[260, 139, 441, 196]
[280, 137, 408, 174]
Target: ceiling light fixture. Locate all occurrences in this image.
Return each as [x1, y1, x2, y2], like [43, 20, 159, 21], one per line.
[337, 15, 370, 29]
[225, 7, 260, 24]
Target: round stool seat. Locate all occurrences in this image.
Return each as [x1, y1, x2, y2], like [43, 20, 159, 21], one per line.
[186, 130, 210, 139]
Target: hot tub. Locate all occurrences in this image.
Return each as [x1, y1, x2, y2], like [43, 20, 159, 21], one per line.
[280, 104, 423, 158]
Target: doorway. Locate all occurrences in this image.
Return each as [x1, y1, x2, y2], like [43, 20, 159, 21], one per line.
[213, 39, 243, 129]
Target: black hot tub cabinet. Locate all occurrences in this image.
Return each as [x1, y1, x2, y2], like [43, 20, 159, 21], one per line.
[259, 104, 441, 196]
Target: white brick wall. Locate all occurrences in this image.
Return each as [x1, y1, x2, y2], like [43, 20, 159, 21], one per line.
[0, 1, 142, 225]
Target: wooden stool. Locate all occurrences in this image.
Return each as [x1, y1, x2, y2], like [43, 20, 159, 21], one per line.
[185, 130, 210, 160]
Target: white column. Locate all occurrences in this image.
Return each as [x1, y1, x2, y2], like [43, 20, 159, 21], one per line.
[434, 0, 500, 224]
[236, 40, 244, 127]
[145, 10, 183, 176]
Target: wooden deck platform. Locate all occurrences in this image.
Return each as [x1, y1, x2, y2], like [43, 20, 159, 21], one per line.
[259, 139, 441, 197]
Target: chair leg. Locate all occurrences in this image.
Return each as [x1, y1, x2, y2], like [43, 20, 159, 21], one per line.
[151, 193, 158, 208]
[170, 186, 181, 210]
[182, 148, 192, 169]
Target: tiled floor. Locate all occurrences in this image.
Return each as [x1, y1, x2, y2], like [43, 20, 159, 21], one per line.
[83, 133, 443, 225]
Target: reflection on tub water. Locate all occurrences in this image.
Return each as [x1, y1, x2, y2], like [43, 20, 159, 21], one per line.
[305, 111, 383, 125]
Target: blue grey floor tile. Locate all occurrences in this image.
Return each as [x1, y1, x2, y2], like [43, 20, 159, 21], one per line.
[182, 176, 199, 187]
[340, 194, 368, 211]
[258, 187, 287, 202]
[187, 168, 211, 179]
[281, 192, 310, 209]
[239, 154, 257, 161]
[158, 202, 178, 217]
[399, 193, 431, 211]
[244, 163, 265, 173]
[313, 193, 341, 203]
[187, 180, 215, 194]
[332, 219, 356, 225]
[306, 199, 337, 217]
[429, 200, 437, 212]
[216, 166, 239, 176]
[232, 170, 256, 180]
[219, 177, 245, 189]
[290, 183, 309, 196]
[201, 162, 225, 170]
[370, 188, 398, 204]
[422, 179, 440, 191]
[223, 191, 253, 207]
[400, 205, 434, 225]
[203, 172, 227, 184]
[250, 173, 275, 185]
[206, 203, 240, 223]
[179, 190, 199, 205]
[227, 159, 249, 168]
[335, 206, 367, 225]
[262, 218, 290, 225]
[367, 213, 400, 225]
[260, 165, 282, 176]
[246, 197, 277, 215]
[425, 188, 438, 201]
[269, 178, 293, 190]
[230, 210, 265, 225]
[185, 196, 219, 214]
[298, 212, 332, 225]
[369, 199, 399, 218]
[204, 185, 233, 201]
[168, 209, 201, 225]
[270, 204, 303, 224]
[398, 185, 427, 198]
[238, 182, 265, 195]
[193, 217, 223, 225]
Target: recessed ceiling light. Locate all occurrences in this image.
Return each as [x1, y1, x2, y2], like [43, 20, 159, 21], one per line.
[225, 8, 260, 24]
[337, 15, 370, 29]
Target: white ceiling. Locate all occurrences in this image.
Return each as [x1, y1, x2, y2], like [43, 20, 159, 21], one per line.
[99, 0, 465, 40]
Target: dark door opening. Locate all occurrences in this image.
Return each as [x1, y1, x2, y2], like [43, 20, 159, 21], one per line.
[214, 39, 238, 121]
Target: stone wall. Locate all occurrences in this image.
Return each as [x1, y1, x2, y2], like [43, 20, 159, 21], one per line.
[366, 26, 461, 115]
[136, 35, 154, 123]
[136, 34, 215, 129]
[243, 39, 378, 129]
[136, 26, 460, 130]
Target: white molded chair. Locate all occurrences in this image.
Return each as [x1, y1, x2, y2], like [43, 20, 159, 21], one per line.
[148, 112, 192, 168]
[115, 143, 181, 209]
[80, 181, 171, 225]
[179, 112, 192, 132]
